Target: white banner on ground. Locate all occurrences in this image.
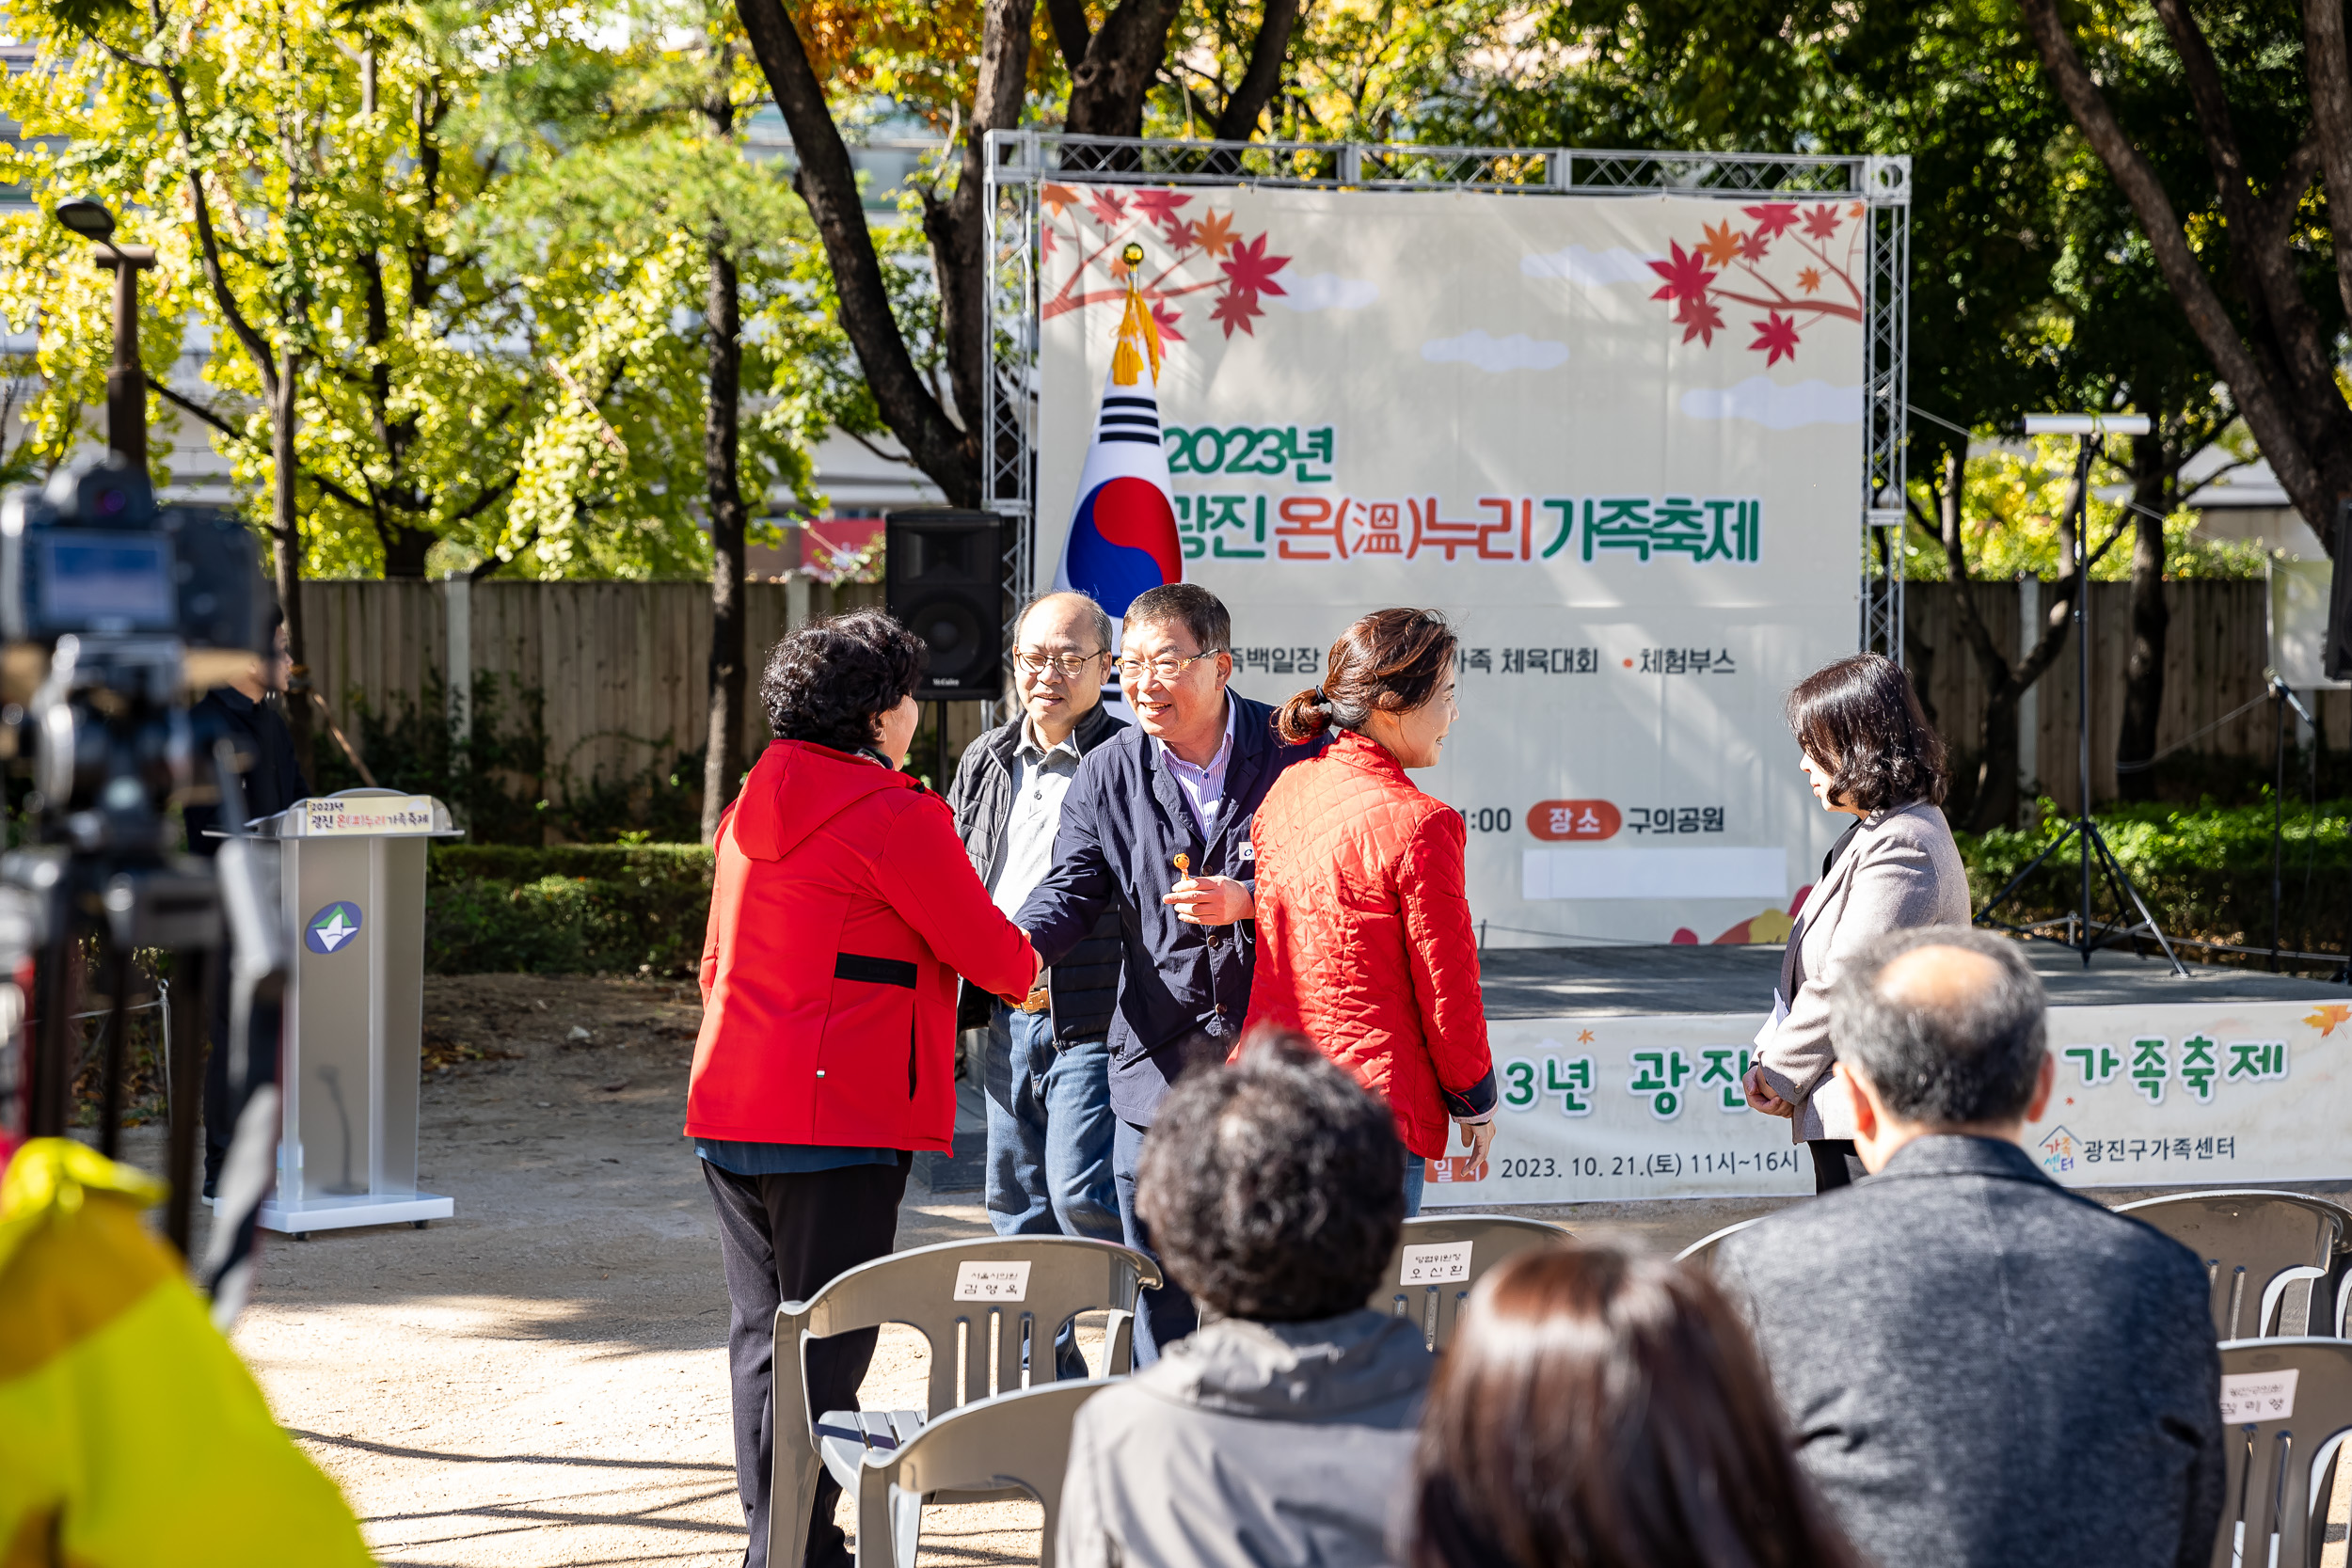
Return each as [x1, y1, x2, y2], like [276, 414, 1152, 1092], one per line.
[1036, 183, 1867, 945]
[1422, 998, 2352, 1206]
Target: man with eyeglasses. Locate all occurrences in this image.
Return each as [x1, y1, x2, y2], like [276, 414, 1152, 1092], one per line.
[1015, 582, 1325, 1363]
[946, 593, 1129, 1372]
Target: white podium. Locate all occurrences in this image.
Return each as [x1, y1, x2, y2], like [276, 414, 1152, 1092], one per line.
[248, 789, 464, 1237]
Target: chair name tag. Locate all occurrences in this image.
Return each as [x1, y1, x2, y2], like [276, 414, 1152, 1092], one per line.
[1400, 1242, 1472, 1286]
[953, 1261, 1032, 1302]
[2219, 1369, 2297, 1422]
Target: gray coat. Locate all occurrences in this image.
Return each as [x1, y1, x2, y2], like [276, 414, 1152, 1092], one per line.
[1755, 800, 1970, 1140]
[1716, 1136, 2224, 1568]
[1057, 1309, 1431, 1568]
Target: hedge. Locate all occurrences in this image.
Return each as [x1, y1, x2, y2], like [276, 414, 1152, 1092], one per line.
[424, 801, 2349, 975]
[428, 845, 714, 976]
[1956, 799, 2351, 958]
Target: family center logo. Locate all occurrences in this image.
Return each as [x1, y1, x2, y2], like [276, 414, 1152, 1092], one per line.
[306, 901, 363, 955]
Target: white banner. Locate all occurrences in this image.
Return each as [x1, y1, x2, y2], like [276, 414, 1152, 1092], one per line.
[1037, 183, 1870, 943]
[1422, 998, 2352, 1205]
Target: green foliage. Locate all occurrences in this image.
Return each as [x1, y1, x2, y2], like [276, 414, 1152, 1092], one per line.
[425, 844, 714, 974]
[1959, 798, 2352, 958]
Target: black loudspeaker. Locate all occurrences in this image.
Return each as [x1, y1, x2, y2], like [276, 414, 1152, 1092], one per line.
[2328, 502, 2352, 681]
[885, 508, 1007, 701]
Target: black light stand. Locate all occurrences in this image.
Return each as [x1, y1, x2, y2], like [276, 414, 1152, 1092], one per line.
[2265, 671, 2317, 972]
[1974, 414, 2187, 975]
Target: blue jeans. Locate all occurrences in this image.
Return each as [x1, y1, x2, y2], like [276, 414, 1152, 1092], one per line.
[1403, 1150, 1425, 1218]
[983, 1004, 1121, 1378]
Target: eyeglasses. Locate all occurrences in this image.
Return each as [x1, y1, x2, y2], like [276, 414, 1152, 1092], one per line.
[1115, 649, 1225, 682]
[1014, 648, 1106, 678]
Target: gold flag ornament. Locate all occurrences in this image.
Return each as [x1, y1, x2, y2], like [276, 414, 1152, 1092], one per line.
[1109, 243, 1164, 388]
[0, 1139, 373, 1566]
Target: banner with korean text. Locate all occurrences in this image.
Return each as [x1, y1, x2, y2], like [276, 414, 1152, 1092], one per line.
[1413, 999, 2352, 1204]
[1036, 183, 1870, 943]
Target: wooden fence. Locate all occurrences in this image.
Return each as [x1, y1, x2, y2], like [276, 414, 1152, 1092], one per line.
[1905, 579, 2348, 809]
[301, 578, 2345, 816]
[304, 578, 892, 797]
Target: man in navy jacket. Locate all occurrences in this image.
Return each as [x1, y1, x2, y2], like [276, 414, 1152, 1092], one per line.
[1017, 583, 1321, 1361]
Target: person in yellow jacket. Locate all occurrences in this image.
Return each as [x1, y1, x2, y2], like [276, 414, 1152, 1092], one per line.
[0, 1138, 373, 1567]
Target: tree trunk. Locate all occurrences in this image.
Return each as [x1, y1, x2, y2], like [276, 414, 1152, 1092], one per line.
[2017, 0, 2347, 557]
[380, 525, 436, 578]
[1063, 0, 1185, 138]
[271, 354, 315, 785]
[1212, 0, 1301, 141]
[703, 238, 748, 842]
[1972, 685, 2023, 833]
[736, 0, 978, 503]
[2115, 440, 2169, 802]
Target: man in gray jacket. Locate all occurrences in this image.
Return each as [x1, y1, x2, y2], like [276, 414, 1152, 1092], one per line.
[1717, 927, 2223, 1568]
[1058, 1037, 1435, 1568]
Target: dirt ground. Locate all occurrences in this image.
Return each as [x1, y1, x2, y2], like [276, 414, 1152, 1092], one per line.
[123, 972, 2344, 1567]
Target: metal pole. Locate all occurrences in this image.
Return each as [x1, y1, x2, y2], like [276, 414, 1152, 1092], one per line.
[2274, 686, 2287, 970]
[2075, 436, 2093, 965]
[95, 245, 157, 472]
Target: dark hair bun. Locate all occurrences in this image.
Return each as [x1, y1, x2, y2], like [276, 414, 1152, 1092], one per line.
[1275, 687, 1332, 744]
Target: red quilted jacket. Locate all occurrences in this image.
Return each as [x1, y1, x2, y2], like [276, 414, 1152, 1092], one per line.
[687, 739, 1035, 1150]
[1245, 730, 1493, 1158]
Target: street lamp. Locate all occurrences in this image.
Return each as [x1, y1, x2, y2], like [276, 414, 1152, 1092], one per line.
[51, 196, 157, 473]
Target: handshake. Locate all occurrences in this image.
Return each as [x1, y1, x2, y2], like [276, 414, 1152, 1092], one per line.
[998, 852, 1255, 1008]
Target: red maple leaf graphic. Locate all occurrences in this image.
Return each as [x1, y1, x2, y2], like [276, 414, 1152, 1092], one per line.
[1167, 218, 1198, 251]
[1151, 300, 1186, 342]
[1737, 230, 1770, 262]
[1676, 295, 1724, 347]
[1647, 240, 1716, 305]
[1129, 188, 1194, 237]
[1211, 288, 1264, 338]
[1040, 225, 1058, 259]
[1750, 310, 1801, 364]
[1085, 187, 1130, 229]
[1743, 203, 1800, 241]
[1801, 202, 1842, 239]
[1219, 233, 1290, 305]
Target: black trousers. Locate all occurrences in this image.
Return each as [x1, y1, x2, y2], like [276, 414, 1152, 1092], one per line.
[705, 1154, 911, 1568]
[1809, 1138, 1867, 1193]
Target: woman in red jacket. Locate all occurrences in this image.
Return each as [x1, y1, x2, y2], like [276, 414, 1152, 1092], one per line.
[1247, 608, 1497, 1215]
[688, 610, 1037, 1568]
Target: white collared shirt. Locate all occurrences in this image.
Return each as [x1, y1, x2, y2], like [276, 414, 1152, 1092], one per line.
[1152, 695, 1235, 840]
[989, 717, 1088, 919]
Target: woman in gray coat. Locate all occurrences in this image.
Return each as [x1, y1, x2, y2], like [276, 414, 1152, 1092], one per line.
[1743, 653, 1969, 1191]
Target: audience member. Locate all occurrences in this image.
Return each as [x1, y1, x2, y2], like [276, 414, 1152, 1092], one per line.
[1252, 608, 1496, 1214]
[687, 611, 1039, 1568]
[1018, 582, 1321, 1360]
[1745, 652, 1971, 1192]
[1057, 1034, 1432, 1568]
[1409, 1244, 1860, 1568]
[1716, 926, 2223, 1568]
[945, 592, 1126, 1377]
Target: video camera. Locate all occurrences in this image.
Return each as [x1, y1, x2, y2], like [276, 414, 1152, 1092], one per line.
[0, 453, 288, 1287]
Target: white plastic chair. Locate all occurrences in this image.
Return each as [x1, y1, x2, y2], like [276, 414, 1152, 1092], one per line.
[2114, 1190, 2351, 1338]
[854, 1378, 1113, 1568]
[2209, 1338, 2352, 1568]
[1367, 1213, 1570, 1350]
[771, 1235, 1160, 1568]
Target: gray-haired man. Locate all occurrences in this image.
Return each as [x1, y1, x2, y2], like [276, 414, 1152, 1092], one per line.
[1715, 927, 2222, 1568]
[946, 593, 1127, 1362]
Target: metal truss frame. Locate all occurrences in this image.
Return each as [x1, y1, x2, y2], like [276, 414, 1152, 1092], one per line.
[981, 132, 1914, 680]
